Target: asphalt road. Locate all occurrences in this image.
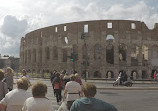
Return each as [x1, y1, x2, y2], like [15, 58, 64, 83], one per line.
[13, 78, 158, 111]
[96, 89, 158, 111]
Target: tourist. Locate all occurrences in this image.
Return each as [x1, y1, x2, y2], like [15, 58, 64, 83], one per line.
[50, 70, 57, 96]
[0, 69, 8, 101]
[75, 73, 82, 85]
[21, 69, 31, 86]
[63, 73, 70, 85]
[4, 67, 14, 91]
[0, 77, 31, 111]
[52, 72, 63, 105]
[63, 74, 82, 110]
[154, 71, 157, 81]
[156, 72, 158, 83]
[22, 81, 55, 111]
[21, 69, 30, 80]
[70, 83, 117, 111]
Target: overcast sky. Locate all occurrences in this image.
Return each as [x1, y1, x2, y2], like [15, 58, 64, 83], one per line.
[0, 0, 158, 57]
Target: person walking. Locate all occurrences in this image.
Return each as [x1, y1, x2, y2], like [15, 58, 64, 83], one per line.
[70, 83, 117, 111]
[156, 72, 158, 83]
[63, 73, 70, 86]
[0, 77, 31, 111]
[50, 70, 57, 96]
[154, 71, 157, 81]
[0, 69, 8, 101]
[52, 72, 63, 105]
[22, 81, 55, 111]
[21, 69, 31, 86]
[75, 73, 82, 85]
[4, 67, 14, 91]
[63, 74, 82, 110]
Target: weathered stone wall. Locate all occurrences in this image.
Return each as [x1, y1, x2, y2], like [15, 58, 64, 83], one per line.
[20, 20, 158, 80]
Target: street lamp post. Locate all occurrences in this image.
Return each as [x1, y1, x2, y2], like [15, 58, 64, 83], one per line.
[81, 33, 88, 82]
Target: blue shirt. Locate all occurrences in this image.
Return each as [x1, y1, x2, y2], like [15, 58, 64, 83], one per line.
[70, 97, 117, 111]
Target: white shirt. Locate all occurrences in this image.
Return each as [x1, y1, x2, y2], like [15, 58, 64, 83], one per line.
[65, 81, 81, 101]
[0, 81, 8, 100]
[22, 97, 55, 111]
[0, 88, 31, 111]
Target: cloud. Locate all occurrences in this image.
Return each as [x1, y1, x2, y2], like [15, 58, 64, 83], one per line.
[0, 0, 158, 57]
[1, 15, 28, 37]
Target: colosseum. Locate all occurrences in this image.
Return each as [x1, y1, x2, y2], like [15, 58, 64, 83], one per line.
[20, 20, 158, 80]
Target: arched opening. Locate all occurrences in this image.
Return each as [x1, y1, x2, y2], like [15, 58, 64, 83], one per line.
[131, 71, 138, 80]
[53, 46, 58, 60]
[106, 71, 114, 78]
[106, 34, 114, 64]
[131, 45, 139, 66]
[142, 45, 148, 66]
[119, 43, 127, 62]
[63, 48, 67, 62]
[142, 70, 148, 79]
[45, 47, 50, 60]
[151, 45, 158, 66]
[93, 71, 101, 78]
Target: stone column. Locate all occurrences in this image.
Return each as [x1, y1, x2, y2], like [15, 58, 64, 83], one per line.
[114, 32, 119, 66]
[138, 70, 142, 79]
[127, 44, 131, 67]
[138, 45, 143, 66]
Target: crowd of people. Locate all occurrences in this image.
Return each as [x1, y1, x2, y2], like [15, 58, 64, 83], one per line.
[0, 68, 118, 111]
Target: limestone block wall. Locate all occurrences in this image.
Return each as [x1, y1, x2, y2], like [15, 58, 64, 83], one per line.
[20, 20, 158, 80]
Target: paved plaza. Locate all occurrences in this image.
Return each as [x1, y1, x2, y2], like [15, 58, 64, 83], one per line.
[13, 78, 158, 111]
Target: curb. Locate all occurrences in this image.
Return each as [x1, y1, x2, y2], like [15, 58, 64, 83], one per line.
[96, 87, 158, 90]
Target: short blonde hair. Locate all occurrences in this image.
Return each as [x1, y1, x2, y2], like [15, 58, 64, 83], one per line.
[16, 77, 29, 90]
[32, 81, 47, 97]
[7, 67, 13, 73]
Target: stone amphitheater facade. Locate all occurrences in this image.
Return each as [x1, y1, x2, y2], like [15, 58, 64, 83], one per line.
[20, 20, 158, 80]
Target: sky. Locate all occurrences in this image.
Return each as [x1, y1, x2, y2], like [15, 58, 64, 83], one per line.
[0, 0, 158, 57]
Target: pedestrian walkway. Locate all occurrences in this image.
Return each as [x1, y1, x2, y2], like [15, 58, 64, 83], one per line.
[13, 78, 61, 110]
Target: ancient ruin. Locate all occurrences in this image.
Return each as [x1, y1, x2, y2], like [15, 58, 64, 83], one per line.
[20, 20, 158, 80]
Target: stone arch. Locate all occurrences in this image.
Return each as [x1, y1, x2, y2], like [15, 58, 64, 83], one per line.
[93, 71, 101, 78]
[62, 48, 67, 62]
[94, 44, 102, 60]
[119, 43, 127, 62]
[151, 45, 158, 66]
[142, 70, 148, 79]
[106, 34, 114, 64]
[142, 45, 148, 66]
[53, 46, 58, 60]
[131, 45, 139, 66]
[131, 70, 138, 80]
[106, 34, 115, 42]
[106, 71, 114, 78]
[45, 47, 50, 60]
